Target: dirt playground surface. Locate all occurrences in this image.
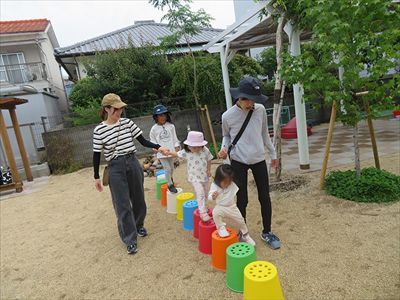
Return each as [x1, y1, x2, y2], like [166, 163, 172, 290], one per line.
[1, 154, 399, 299]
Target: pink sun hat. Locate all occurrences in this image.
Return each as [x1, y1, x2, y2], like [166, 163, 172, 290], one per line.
[184, 131, 208, 147]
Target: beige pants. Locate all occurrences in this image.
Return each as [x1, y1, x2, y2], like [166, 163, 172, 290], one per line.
[213, 204, 249, 235]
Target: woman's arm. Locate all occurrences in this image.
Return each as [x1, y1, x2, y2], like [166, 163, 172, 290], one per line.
[93, 152, 101, 179]
[136, 134, 161, 149]
[136, 134, 171, 156]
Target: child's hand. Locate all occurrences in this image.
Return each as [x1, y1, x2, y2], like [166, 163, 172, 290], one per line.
[207, 170, 212, 177]
[211, 191, 219, 200]
[158, 147, 170, 156]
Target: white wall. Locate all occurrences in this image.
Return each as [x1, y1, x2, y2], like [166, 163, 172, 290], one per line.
[2, 93, 60, 126]
[0, 30, 68, 112]
[38, 34, 68, 112]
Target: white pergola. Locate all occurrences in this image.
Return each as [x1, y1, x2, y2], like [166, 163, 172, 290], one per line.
[203, 1, 312, 170]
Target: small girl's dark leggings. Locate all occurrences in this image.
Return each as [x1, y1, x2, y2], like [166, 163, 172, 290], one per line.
[108, 154, 146, 246]
[231, 159, 272, 234]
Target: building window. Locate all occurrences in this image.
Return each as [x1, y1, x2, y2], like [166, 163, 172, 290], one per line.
[0, 53, 27, 83]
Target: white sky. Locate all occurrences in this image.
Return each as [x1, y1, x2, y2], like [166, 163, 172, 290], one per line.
[0, 0, 237, 47]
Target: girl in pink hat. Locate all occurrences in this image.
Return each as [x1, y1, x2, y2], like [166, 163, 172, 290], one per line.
[171, 131, 213, 222]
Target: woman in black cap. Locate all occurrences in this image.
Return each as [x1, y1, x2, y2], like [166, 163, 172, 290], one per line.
[218, 76, 280, 250]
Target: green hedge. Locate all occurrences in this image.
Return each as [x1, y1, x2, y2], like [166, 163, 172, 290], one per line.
[324, 167, 400, 203]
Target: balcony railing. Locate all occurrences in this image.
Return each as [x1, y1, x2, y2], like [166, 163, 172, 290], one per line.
[0, 62, 47, 84]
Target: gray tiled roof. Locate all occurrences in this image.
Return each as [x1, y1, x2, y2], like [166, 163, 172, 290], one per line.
[55, 21, 222, 57]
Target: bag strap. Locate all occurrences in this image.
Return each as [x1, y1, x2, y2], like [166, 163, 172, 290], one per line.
[111, 120, 122, 156]
[229, 108, 253, 152]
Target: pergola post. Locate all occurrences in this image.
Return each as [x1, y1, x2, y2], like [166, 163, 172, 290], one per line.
[0, 110, 23, 192]
[9, 107, 33, 181]
[220, 45, 237, 109]
[285, 22, 310, 170]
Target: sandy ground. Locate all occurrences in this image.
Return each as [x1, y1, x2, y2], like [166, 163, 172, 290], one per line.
[1, 154, 399, 300]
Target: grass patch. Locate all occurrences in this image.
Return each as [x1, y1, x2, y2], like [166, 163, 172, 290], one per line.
[324, 167, 400, 203]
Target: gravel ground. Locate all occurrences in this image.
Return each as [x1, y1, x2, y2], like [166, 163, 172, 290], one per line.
[1, 153, 399, 299]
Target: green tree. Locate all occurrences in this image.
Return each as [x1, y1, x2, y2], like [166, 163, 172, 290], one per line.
[169, 53, 265, 107]
[281, 0, 400, 176]
[258, 46, 277, 80]
[69, 45, 172, 109]
[149, 0, 213, 107]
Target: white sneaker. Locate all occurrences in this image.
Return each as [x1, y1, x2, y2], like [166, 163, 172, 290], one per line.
[218, 226, 230, 238]
[200, 212, 211, 222]
[241, 233, 256, 246]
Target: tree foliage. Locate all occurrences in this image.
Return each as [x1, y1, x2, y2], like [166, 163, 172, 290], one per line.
[168, 53, 265, 107]
[149, 0, 213, 106]
[69, 45, 172, 109]
[281, 0, 400, 126]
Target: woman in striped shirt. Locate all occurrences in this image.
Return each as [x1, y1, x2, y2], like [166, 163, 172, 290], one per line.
[93, 93, 169, 254]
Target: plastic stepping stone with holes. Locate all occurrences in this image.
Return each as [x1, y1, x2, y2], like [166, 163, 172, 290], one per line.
[176, 192, 194, 221]
[193, 208, 213, 239]
[182, 200, 198, 231]
[226, 242, 256, 293]
[156, 178, 167, 201]
[198, 220, 216, 255]
[155, 170, 166, 180]
[166, 188, 183, 214]
[161, 184, 168, 207]
[243, 261, 284, 300]
[211, 228, 238, 271]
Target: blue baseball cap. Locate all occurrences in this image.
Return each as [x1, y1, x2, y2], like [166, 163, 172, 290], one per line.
[153, 104, 168, 115]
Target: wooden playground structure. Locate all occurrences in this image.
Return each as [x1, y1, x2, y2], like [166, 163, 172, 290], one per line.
[0, 97, 33, 193]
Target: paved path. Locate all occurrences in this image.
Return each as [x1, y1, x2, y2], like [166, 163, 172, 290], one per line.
[281, 119, 400, 171]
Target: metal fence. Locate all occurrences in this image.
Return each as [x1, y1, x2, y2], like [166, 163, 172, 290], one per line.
[30, 114, 67, 149]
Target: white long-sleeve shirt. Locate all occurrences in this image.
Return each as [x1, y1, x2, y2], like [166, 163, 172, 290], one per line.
[222, 103, 276, 165]
[150, 122, 180, 158]
[208, 182, 239, 207]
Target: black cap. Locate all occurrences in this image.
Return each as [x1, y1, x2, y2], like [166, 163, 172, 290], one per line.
[230, 76, 268, 104]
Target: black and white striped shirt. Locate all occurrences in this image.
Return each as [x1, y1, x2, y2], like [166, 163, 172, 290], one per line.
[93, 118, 142, 161]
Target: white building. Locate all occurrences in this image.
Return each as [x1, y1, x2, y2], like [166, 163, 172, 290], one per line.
[0, 19, 67, 168]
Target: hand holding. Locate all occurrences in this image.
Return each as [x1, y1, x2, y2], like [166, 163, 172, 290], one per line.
[211, 191, 219, 200]
[218, 148, 228, 159]
[158, 147, 170, 156]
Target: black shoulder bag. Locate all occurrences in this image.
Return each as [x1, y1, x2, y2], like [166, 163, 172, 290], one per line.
[227, 109, 253, 159]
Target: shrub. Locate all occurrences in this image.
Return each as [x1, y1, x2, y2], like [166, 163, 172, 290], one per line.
[46, 135, 82, 174]
[324, 167, 400, 203]
[208, 142, 222, 159]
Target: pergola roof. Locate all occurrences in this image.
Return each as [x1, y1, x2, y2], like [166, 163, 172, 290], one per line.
[0, 98, 28, 110]
[204, 1, 312, 53]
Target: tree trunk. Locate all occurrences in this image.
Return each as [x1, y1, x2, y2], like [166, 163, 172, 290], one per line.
[273, 82, 286, 181]
[184, 34, 200, 107]
[272, 15, 285, 126]
[353, 122, 361, 177]
[272, 14, 285, 181]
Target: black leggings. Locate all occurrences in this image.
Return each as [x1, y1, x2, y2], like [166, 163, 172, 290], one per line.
[231, 160, 272, 234]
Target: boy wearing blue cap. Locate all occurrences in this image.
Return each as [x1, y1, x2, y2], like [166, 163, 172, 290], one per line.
[150, 104, 180, 193]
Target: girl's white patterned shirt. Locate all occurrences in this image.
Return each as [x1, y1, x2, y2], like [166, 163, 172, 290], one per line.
[177, 147, 213, 183]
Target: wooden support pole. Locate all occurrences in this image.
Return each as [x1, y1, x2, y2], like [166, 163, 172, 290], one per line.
[319, 101, 337, 190]
[9, 107, 33, 181]
[0, 110, 23, 192]
[363, 98, 380, 169]
[204, 105, 218, 157]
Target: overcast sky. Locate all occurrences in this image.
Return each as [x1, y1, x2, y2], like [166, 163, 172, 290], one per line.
[0, 0, 237, 47]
